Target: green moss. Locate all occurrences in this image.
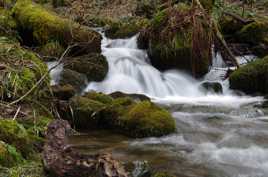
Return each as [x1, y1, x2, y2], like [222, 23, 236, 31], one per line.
[68, 94, 175, 138]
[0, 7, 18, 38]
[229, 56, 268, 94]
[12, 0, 101, 51]
[0, 141, 24, 167]
[237, 21, 268, 45]
[0, 39, 50, 100]
[0, 120, 33, 157]
[39, 41, 64, 59]
[119, 101, 176, 137]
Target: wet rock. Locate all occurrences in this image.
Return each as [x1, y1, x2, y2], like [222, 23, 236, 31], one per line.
[110, 91, 150, 102]
[138, 3, 212, 78]
[229, 56, 268, 94]
[51, 84, 75, 100]
[12, 0, 101, 55]
[64, 53, 108, 82]
[62, 92, 175, 138]
[200, 81, 223, 94]
[43, 119, 129, 177]
[59, 69, 87, 93]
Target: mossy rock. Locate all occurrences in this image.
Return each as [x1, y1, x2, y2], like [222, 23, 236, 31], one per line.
[138, 4, 212, 78]
[12, 0, 101, 54]
[229, 56, 268, 94]
[0, 38, 50, 101]
[0, 120, 33, 157]
[0, 141, 24, 167]
[106, 17, 150, 39]
[59, 69, 87, 93]
[64, 53, 108, 82]
[68, 92, 176, 138]
[51, 84, 75, 100]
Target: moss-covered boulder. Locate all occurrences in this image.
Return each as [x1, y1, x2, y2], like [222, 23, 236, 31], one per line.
[138, 4, 212, 78]
[12, 0, 101, 54]
[67, 92, 176, 138]
[229, 56, 268, 94]
[0, 37, 50, 101]
[64, 53, 108, 82]
[0, 119, 33, 157]
[0, 141, 24, 167]
[59, 69, 87, 93]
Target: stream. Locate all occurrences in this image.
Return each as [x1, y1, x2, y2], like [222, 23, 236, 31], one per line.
[50, 33, 268, 177]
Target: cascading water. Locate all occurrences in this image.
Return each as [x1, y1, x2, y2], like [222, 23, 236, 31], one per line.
[51, 33, 268, 177]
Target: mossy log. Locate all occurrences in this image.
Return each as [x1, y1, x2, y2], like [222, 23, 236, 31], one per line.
[12, 0, 101, 54]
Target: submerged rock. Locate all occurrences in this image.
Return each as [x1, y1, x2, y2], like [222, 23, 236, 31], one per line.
[64, 53, 108, 82]
[229, 56, 268, 94]
[12, 0, 101, 55]
[43, 119, 129, 177]
[200, 81, 223, 94]
[62, 92, 176, 138]
[59, 69, 87, 93]
[138, 3, 212, 78]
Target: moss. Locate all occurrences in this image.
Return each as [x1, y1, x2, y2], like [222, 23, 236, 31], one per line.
[39, 41, 64, 60]
[119, 101, 176, 137]
[0, 120, 33, 157]
[64, 53, 108, 82]
[229, 56, 268, 94]
[237, 21, 268, 45]
[139, 4, 212, 77]
[0, 39, 50, 100]
[12, 0, 101, 53]
[68, 94, 175, 138]
[84, 91, 113, 104]
[0, 141, 24, 167]
[0, 7, 18, 38]
[153, 172, 175, 177]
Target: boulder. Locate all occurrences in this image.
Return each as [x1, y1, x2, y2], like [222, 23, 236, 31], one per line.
[64, 92, 176, 138]
[138, 3, 212, 78]
[43, 119, 128, 177]
[12, 0, 101, 55]
[110, 91, 150, 102]
[200, 81, 223, 94]
[64, 53, 108, 82]
[59, 69, 87, 93]
[229, 56, 268, 94]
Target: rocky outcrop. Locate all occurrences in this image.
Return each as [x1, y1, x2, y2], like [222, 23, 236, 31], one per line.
[43, 119, 129, 177]
[138, 3, 213, 78]
[58, 92, 176, 138]
[229, 56, 268, 94]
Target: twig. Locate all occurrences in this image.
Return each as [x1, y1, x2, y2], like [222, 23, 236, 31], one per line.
[8, 44, 77, 106]
[13, 106, 21, 120]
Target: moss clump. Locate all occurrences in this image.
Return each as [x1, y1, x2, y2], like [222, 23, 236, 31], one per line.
[0, 141, 24, 167]
[0, 120, 33, 157]
[229, 56, 268, 94]
[236, 21, 268, 45]
[64, 53, 108, 82]
[0, 7, 18, 38]
[139, 3, 212, 78]
[68, 93, 176, 138]
[12, 0, 101, 53]
[0, 38, 50, 100]
[39, 41, 64, 60]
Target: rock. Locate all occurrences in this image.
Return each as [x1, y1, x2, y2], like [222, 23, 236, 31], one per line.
[64, 92, 176, 138]
[229, 56, 268, 94]
[12, 0, 101, 55]
[110, 91, 150, 102]
[64, 53, 108, 82]
[43, 119, 129, 177]
[0, 119, 33, 157]
[51, 84, 75, 100]
[0, 141, 24, 167]
[138, 3, 212, 78]
[0, 37, 50, 100]
[59, 69, 87, 93]
[200, 81, 223, 94]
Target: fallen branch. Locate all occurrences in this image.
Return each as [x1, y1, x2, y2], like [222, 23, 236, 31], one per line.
[8, 44, 77, 106]
[223, 11, 254, 24]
